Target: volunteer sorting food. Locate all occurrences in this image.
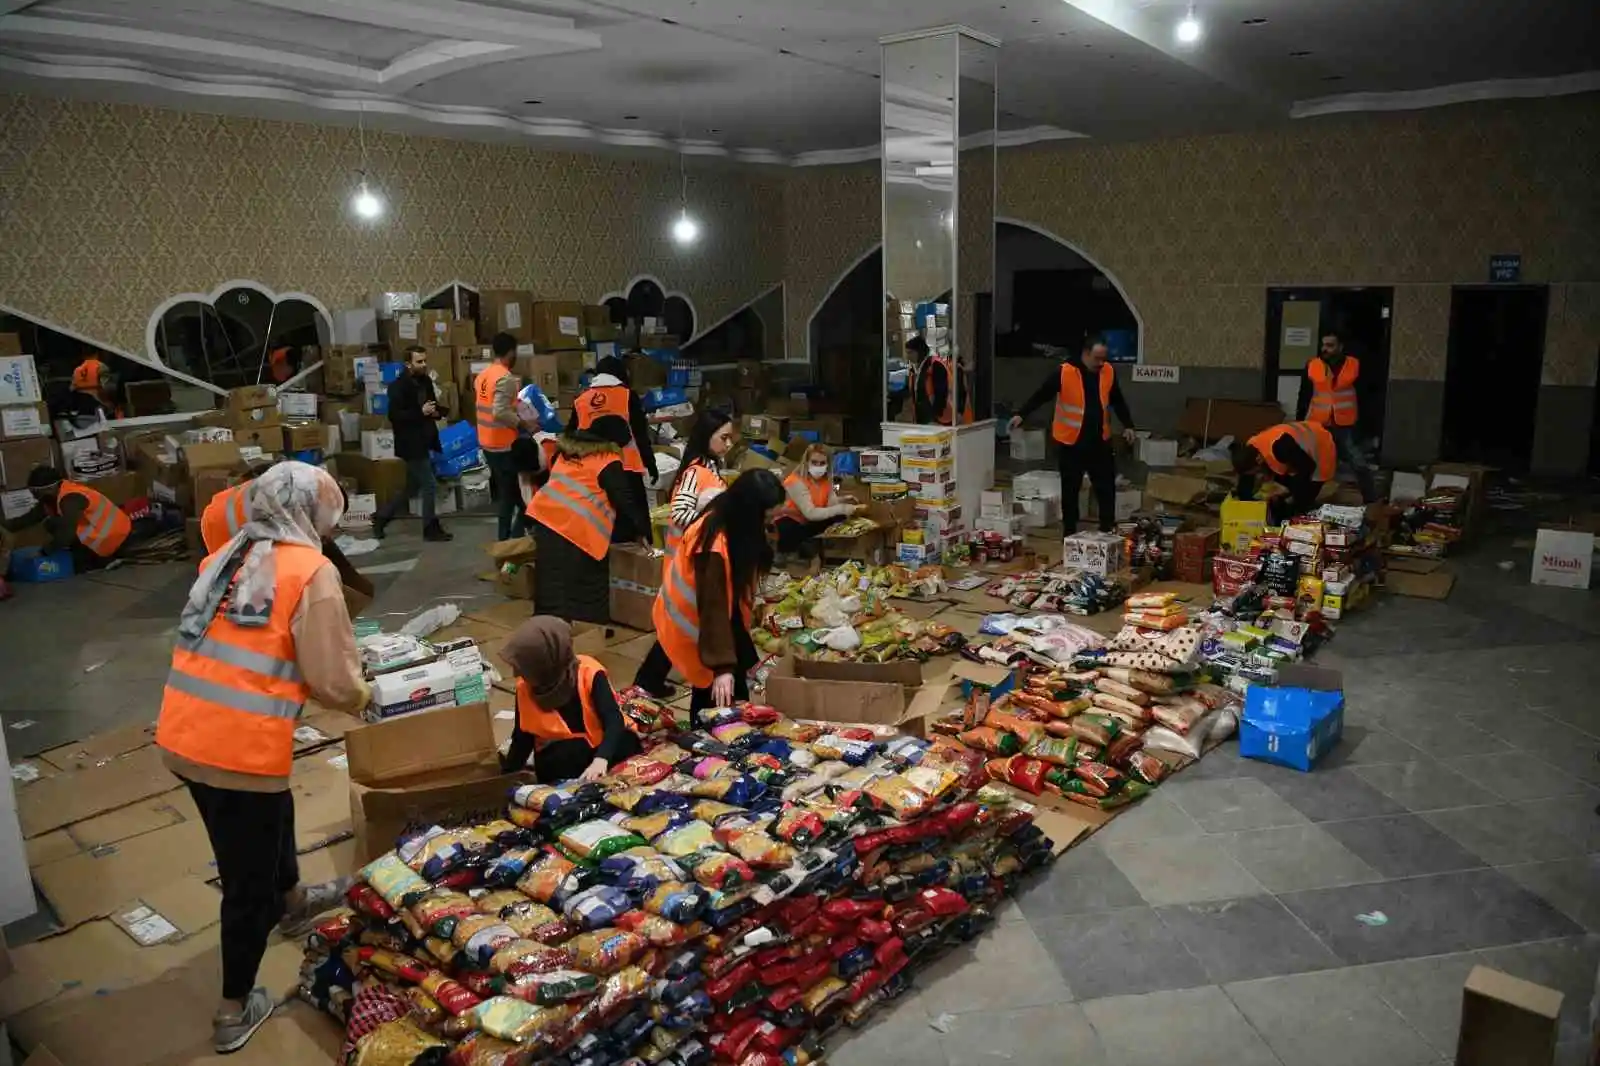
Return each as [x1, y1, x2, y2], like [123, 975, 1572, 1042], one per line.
[633, 408, 734, 698]
[654, 468, 786, 722]
[1233, 419, 1337, 523]
[498, 615, 642, 783]
[772, 443, 865, 557]
[526, 414, 652, 623]
[153, 462, 370, 1054]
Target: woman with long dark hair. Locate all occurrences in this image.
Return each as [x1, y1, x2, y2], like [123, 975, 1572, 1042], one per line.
[653, 468, 785, 722]
[633, 408, 735, 697]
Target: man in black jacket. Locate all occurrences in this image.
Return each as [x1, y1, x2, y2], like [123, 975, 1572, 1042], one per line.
[373, 346, 451, 541]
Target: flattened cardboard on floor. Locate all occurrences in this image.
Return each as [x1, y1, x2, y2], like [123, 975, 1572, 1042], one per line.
[18, 746, 179, 839]
[23, 830, 78, 868]
[464, 600, 536, 631]
[65, 789, 193, 850]
[1388, 570, 1455, 599]
[37, 722, 156, 772]
[109, 877, 220, 947]
[33, 819, 215, 929]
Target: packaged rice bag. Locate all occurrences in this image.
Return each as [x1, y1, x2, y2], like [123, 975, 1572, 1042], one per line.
[511, 783, 592, 818]
[808, 735, 878, 765]
[614, 908, 692, 947]
[558, 821, 647, 862]
[958, 726, 1020, 756]
[566, 928, 648, 975]
[1067, 714, 1119, 747]
[515, 847, 577, 904]
[688, 773, 766, 805]
[1094, 676, 1151, 705]
[718, 828, 797, 870]
[471, 997, 575, 1044]
[710, 720, 756, 745]
[483, 846, 540, 887]
[603, 786, 650, 812]
[982, 709, 1047, 743]
[562, 884, 632, 929]
[642, 880, 708, 923]
[598, 849, 686, 894]
[487, 939, 572, 978]
[615, 807, 691, 840]
[351, 1018, 448, 1065]
[1070, 761, 1124, 797]
[504, 967, 600, 1006]
[1125, 749, 1171, 785]
[450, 914, 521, 966]
[1091, 691, 1150, 723]
[411, 889, 479, 937]
[655, 820, 719, 858]
[678, 847, 756, 890]
[766, 719, 822, 743]
[419, 970, 482, 1015]
[360, 854, 430, 910]
[1151, 697, 1207, 734]
[609, 756, 674, 787]
[1101, 666, 1176, 694]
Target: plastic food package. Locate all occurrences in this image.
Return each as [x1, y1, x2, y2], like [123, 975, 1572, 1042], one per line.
[558, 821, 647, 862]
[470, 997, 576, 1045]
[351, 1018, 449, 1066]
[1093, 676, 1151, 705]
[956, 726, 1020, 756]
[1022, 734, 1078, 766]
[1067, 713, 1119, 747]
[678, 847, 756, 890]
[505, 967, 600, 1006]
[361, 855, 431, 910]
[656, 820, 719, 858]
[515, 848, 577, 904]
[488, 939, 572, 978]
[615, 908, 692, 947]
[565, 928, 648, 974]
[562, 884, 632, 929]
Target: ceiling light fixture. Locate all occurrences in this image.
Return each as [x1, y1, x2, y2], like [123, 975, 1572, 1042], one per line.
[671, 107, 699, 247]
[348, 97, 385, 222]
[1241, 17, 1267, 26]
[1176, 4, 1202, 44]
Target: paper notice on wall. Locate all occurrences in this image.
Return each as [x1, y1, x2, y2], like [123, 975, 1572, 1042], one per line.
[397, 315, 419, 341]
[2, 405, 45, 437]
[2, 489, 37, 519]
[559, 316, 580, 336]
[1283, 327, 1312, 347]
[1130, 365, 1180, 383]
[502, 303, 522, 330]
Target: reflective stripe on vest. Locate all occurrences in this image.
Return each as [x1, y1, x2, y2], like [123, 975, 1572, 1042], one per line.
[1307, 357, 1359, 427]
[528, 453, 616, 560]
[653, 517, 734, 689]
[59, 481, 131, 557]
[515, 655, 608, 748]
[1250, 421, 1337, 483]
[155, 543, 320, 777]
[475, 363, 518, 450]
[777, 470, 830, 524]
[201, 481, 251, 556]
[1050, 363, 1114, 445]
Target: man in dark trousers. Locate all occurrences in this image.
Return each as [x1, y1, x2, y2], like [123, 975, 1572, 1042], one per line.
[373, 345, 451, 541]
[1009, 335, 1136, 536]
[1295, 331, 1376, 502]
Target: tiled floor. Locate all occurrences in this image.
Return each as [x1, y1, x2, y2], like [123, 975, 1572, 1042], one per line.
[3, 516, 1598, 1064]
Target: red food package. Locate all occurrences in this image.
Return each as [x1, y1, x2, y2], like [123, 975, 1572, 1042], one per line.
[1104, 731, 1143, 765]
[777, 896, 820, 927]
[1005, 756, 1050, 794]
[345, 883, 396, 923]
[1071, 761, 1123, 798]
[419, 970, 481, 1015]
[915, 886, 969, 917]
[715, 1016, 764, 1062]
[455, 970, 500, 997]
[738, 1053, 784, 1066]
[312, 914, 357, 946]
[611, 755, 673, 786]
[926, 801, 979, 837]
[827, 934, 862, 960]
[739, 703, 780, 725]
[766, 983, 804, 1013]
[706, 960, 759, 1005]
[890, 907, 936, 936]
[833, 727, 876, 742]
[789, 957, 832, 992]
[710, 1003, 762, 1034]
[822, 899, 878, 924]
[856, 918, 894, 943]
[751, 1019, 802, 1053]
[1127, 749, 1171, 785]
[873, 937, 906, 970]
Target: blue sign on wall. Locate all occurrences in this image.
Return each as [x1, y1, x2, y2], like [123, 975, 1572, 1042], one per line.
[1489, 254, 1521, 283]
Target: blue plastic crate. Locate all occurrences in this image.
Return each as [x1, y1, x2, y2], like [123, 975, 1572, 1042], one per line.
[9, 547, 74, 583]
[377, 362, 405, 384]
[366, 390, 390, 417]
[432, 449, 484, 479]
[1240, 666, 1345, 772]
[792, 429, 820, 443]
[641, 386, 688, 412]
[289, 449, 322, 464]
[832, 450, 860, 477]
[436, 419, 478, 459]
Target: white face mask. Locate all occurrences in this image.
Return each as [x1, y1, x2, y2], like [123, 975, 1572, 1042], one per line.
[808, 464, 828, 479]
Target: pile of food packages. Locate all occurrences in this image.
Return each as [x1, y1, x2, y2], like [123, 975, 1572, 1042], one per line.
[750, 565, 965, 665]
[981, 568, 1130, 616]
[297, 703, 1056, 1066]
[1210, 504, 1383, 623]
[931, 617, 1243, 810]
[1391, 488, 1465, 558]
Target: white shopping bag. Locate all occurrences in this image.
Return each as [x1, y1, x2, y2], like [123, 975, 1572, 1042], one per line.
[1530, 528, 1594, 589]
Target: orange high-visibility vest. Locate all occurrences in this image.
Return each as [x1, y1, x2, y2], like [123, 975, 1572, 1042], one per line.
[527, 451, 617, 560]
[71, 358, 107, 392]
[475, 363, 518, 450]
[919, 355, 974, 426]
[664, 459, 722, 555]
[1051, 362, 1114, 446]
[1307, 356, 1359, 427]
[155, 543, 322, 778]
[515, 655, 608, 749]
[58, 480, 131, 557]
[654, 516, 750, 689]
[576, 384, 645, 475]
[201, 480, 251, 556]
[777, 470, 830, 524]
[1249, 421, 1337, 483]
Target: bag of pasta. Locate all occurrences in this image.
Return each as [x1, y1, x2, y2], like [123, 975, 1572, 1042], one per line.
[566, 928, 649, 975]
[957, 726, 1020, 756]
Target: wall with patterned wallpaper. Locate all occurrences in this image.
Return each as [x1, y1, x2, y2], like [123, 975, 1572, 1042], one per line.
[783, 94, 1600, 390]
[0, 93, 786, 357]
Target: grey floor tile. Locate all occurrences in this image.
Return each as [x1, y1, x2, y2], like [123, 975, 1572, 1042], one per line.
[1357, 951, 1481, 1053]
[1278, 868, 1583, 964]
[1218, 824, 1381, 893]
[1351, 761, 1486, 812]
[1165, 777, 1310, 833]
[937, 1003, 1108, 1066]
[1103, 836, 1264, 906]
[913, 918, 1073, 1016]
[1088, 792, 1205, 845]
[1031, 908, 1211, 1001]
[1423, 800, 1594, 865]
[1370, 708, 1513, 759]
[1475, 936, 1600, 1045]
[1315, 723, 1426, 768]
[1224, 968, 1439, 1066]
[1257, 767, 1408, 822]
[1557, 1039, 1595, 1065]
[827, 994, 945, 1066]
[1499, 856, 1600, 931]
[1443, 750, 1599, 802]
[1014, 842, 1145, 923]
[1156, 895, 1341, 982]
[1082, 986, 1282, 1066]
[1320, 814, 1488, 878]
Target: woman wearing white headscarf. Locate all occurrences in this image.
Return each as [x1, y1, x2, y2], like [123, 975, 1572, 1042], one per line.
[155, 461, 370, 1054]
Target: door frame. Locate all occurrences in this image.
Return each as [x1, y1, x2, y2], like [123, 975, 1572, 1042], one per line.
[1261, 286, 1394, 438]
[1440, 283, 1549, 469]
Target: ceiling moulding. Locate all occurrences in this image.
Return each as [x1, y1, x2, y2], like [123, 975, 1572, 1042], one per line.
[790, 125, 1089, 168]
[1291, 71, 1600, 119]
[0, 53, 791, 164]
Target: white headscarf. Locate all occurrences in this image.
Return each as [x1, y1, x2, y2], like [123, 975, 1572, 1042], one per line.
[179, 461, 344, 639]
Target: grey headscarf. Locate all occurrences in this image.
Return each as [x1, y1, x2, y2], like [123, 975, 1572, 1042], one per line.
[178, 461, 344, 639]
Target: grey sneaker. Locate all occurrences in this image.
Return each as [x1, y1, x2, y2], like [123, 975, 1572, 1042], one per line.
[276, 876, 351, 939]
[214, 987, 274, 1053]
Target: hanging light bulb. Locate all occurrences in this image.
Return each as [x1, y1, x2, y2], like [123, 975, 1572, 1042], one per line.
[672, 210, 700, 245]
[669, 101, 701, 247]
[351, 176, 384, 221]
[1176, 4, 1202, 43]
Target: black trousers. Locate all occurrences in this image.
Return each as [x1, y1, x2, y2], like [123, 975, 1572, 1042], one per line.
[633, 641, 674, 695]
[184, 779, 299, 1001]
[774, 517, 832, 553]
[1058, 438, 1117, 535]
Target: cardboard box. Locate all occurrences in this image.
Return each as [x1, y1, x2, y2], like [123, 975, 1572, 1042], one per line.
[1174, 527, 1219, 584]
[608, 543, 661, 631]
[478, 289, 533, 344]
[1145, 472, 1211, 509]
[345, 702, 533, 862]
[1240, 665, 1344, 772]
[283, 422, 325, 453]
[1530, 528, 1592, 589]
[367, 659, 460, 721]
[181, 439, 244, 472]
[761, 657, 943, 734]
[499, 561, 536, 600]
[516, 353, 560, 396]
[1138, 437, 1179, 467]
[531, 301, 585, 349]
[0, 353, 42, 404]
[342, 454, 410, 505]
[1455, 965, 1563, 1066]
[1221, 496, 1268, 553]
[1, 401, 49, 441]
[379, 312, 421, 352]
[0, 437, 60, 489]
[277, 391, 318, 419]
[740, 414, 788, 443]
[1062, 531, 1127, 577]
[224, 383, 275, 414]
[361, 428, 396, 460]
[232, 424, 283, 454]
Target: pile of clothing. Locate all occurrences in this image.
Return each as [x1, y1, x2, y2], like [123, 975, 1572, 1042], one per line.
[297, 702, 1055, 1065]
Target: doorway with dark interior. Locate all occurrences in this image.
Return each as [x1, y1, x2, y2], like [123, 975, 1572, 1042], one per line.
[1441, 285, 1548, 471]
[1262, 287, 1393, 452]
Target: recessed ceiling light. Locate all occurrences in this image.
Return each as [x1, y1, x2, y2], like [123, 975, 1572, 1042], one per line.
[1322, 74, 1345, 81]
[522, 99, 541, 105]
[1241, 17, 1267, 26]
[623, 114, 639, 120]
[1289, 50, 1312, 57]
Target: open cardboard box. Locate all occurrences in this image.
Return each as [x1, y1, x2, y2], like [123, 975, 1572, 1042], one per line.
[762, 655, 948, 737]
[344, 702, 533, 862]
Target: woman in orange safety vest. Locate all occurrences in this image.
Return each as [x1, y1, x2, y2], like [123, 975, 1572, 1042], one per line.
[498, 616, 641, 783]
[654, 468, 786, 724]
[1234, 421, 1337, 524]
[772, 442, 863, 558]
[633, 408, 735, 698]
[525, 413, 653, 624]
[20, 465, 133, 571]
[154, 461, 370, 1055]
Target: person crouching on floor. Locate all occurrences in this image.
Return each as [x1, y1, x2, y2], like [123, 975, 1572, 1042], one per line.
[772, 443, 864, 559]
[499, 616, 641, 783]
[153, 461, 370, 1054]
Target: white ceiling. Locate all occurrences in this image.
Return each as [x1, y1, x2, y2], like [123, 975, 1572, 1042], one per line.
[0, 0, 1595, 163]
